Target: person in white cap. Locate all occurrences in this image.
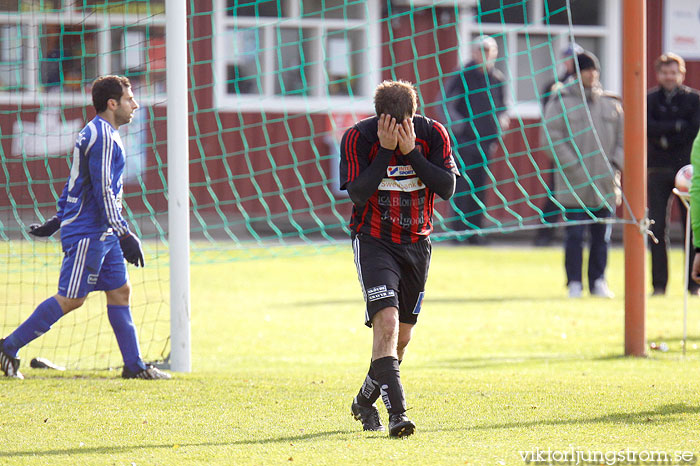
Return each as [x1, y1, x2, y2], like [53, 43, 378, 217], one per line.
[534, 42, 584, 247]
[543, 51, 624, 299]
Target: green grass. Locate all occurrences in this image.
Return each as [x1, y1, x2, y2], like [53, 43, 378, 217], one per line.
[2, 244, 700, 465]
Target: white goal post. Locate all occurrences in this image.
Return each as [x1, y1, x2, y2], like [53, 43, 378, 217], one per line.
[166, 0, 191, 372]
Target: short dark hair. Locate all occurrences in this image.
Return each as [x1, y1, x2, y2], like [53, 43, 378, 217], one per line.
[655, 52, 686, 74]
[92, 75, 131, 113]
[373, 80, 418, 123]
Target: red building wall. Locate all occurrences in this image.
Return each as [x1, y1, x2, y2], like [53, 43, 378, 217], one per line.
[0, 3, 675, 233]
[647, 0, 700, 90]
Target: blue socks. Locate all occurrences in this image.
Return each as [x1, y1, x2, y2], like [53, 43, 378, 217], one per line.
[107, 305, 147, 373]
[2, 297, 64, 358]
[2, 299, 147, 376]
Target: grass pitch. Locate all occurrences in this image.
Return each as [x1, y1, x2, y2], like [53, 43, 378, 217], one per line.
[2, 243, 700, 465]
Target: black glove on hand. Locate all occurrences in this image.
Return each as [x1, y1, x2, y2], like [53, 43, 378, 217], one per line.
[28, 216, 61, 237]
[119, 233, 145, 267]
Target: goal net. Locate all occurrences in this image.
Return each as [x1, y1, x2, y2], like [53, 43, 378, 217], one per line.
[0, 0, 633, 369]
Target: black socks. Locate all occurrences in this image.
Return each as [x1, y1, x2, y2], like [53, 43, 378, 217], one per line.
[355, 362, 381, 407]
[370, 356, 406, 414]
[356, 358, 403, 408]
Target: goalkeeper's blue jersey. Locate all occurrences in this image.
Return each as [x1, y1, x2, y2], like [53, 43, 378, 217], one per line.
[56, 115, 131, 247]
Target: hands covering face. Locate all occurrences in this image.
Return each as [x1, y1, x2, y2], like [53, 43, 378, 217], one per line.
[397, 117, 416, 155]
[377, 114, 415, 155]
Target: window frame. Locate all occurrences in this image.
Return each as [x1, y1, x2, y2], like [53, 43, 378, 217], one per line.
[0, 9, 167, 107]
[214, 0, 380, 113]
[458, 0, 621, 119]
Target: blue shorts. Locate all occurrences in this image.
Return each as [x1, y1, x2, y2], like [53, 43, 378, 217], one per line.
[57, 233, 128, 299]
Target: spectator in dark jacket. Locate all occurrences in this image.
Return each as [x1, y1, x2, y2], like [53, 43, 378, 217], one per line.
[647, 52, 700, 295]
[444, 35, 509, 243]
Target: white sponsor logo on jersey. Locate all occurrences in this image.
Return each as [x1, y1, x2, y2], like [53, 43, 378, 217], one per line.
[386, 165, 416, 177]
[378, 177, 425, 192]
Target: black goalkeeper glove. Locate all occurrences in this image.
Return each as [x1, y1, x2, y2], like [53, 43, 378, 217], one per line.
[119, 233, 145, 267]
[28, 216, 61, 237]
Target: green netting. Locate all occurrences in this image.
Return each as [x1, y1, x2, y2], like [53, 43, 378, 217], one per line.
[0, 0, 635, 369]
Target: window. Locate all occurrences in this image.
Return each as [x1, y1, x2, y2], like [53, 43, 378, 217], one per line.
[0, 0, 165, 13]
[216, 0, 380, 112]
[110, 26, 167, 96]
[544, 0, 603, 26]
[39, 23, 98, 90]
[325, 28, 367, 97]
[460, 0, 618, 118]
[515, 34, 554, 103]
[300, 0, 365, 20]
[0, 4, 166, 104]
[477, 0, 527, 24]
[226, 0, 281, 18]
[0, 24, 24, 91]
[476, 0, 603, 26]
[224, 28, 262, 95]
[274, 27, 316, 96]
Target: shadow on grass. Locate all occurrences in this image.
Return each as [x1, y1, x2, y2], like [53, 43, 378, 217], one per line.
[462, 403, 700, 431]
[424, 353, 627, 370]
[645, 333, 700, 347]
[289, 295, 572, 307]
[0, 429, 355, 458]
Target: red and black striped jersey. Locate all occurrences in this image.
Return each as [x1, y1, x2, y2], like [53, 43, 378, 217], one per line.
[339, 114, 459, 244]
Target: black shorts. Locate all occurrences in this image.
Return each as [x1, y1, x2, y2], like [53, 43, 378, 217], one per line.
[351, 233, 431, 327]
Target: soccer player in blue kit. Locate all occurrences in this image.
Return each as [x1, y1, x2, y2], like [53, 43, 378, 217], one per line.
[0, 75, 170, 380]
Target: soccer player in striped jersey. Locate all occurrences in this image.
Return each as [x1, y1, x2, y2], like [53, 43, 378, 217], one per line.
[340, 80, 459, 436]
[0, 75, 170, 380]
